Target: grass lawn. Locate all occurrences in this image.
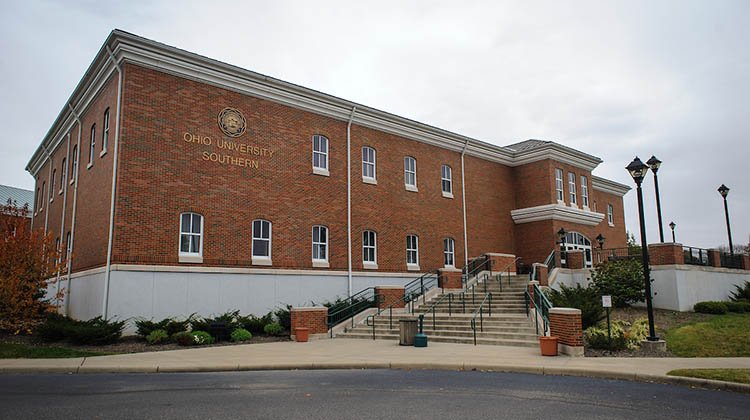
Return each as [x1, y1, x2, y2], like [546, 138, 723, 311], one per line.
[666, 313, 750, 357]
[0, 343, 110, 359]
[667, 369, 750, 384]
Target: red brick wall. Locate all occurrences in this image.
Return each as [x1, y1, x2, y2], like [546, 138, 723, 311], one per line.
[549, 308, 583, 347]
[438, 268, 462, 289]
[290, 307, 328, 335]
[648, 243, 684, 265]
[375, 286, 405, 308]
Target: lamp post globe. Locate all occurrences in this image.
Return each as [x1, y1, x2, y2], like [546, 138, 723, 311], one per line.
[669, 221, 676, 243]
[626, 156, 658, 341]
[718, 184, 734, 255]
[646, 156, 665, 243]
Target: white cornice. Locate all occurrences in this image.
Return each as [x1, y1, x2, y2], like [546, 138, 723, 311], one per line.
[591, 176, 631, 197]
[511, 203, 605, 226]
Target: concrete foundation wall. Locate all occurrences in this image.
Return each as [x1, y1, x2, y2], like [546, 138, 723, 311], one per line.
[650, 265, 750, 311]
[548, 268, 593, 290]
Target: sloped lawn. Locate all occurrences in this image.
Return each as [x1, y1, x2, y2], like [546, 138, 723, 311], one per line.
[666, 313, 750, 357]
[667, 369, 750, 384]
[0, 343, 110, 359]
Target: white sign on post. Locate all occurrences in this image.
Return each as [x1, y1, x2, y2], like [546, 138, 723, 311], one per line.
[602, 295, 612, 308]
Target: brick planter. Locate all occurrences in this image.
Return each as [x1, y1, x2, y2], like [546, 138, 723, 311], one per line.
[648, 243, 684, 265]
[548, 307, 584, 357]
[290, 306, 329, 341]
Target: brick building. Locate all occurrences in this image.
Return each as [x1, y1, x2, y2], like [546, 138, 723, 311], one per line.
[27, 30, 629, 322]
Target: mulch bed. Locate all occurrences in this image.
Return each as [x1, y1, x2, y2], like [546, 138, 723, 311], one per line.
[0, 333, 291, 355]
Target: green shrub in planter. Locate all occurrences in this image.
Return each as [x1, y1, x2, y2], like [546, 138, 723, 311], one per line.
[66, 317, 125, 345]
[263, 322, 283, 336]
[191, 331, 214, 345]
[146, 329, 169, 345]
[230, 328, 252, 342]
[135, 316, 193, 338]
[544, 284, 604, 330]
[274, 305, 292, 331]
[726, 301, 750, 313]
[172, 331, 194, 346]
[585, 321, 630, 351]
[237, 312, 273, 335]
[694, 301, 728, 314]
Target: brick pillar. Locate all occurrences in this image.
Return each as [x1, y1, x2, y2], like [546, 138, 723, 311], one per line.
[485, 253, 517, 274]
[438, 267, 463, 289]
[374, 286, 405, 309]
[533, 263, 548, 286]
[566, 249, 584, 269]
[647, 243, 684, 265]
[708, 249, 722, 267]
[290, 307, 329, 341]
[548, 307, 584, 357]
[527, 280, 538, 309]
[742, 255, 750, 271]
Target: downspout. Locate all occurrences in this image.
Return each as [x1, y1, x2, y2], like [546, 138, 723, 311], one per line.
[460, 139, 470, 270]
[102, 46, 123, 320]
[59, 133, 70, 313]
[346, 106, 357, 297]
[65, 104, 83, 316]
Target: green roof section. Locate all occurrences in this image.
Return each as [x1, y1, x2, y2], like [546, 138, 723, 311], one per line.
[0, 184, 34, 213]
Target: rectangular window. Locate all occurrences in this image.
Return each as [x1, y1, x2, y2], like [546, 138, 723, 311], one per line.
[607, 204, 614, 225]
[102, 108, 109, 154]
[406, 235, 419, 268]
[179, 213, 203, 262]
[252, 219, 272, 263]
[65, 231, 71, 261]
[312, 225, 328, 264]
[362, 230, 377, 266]
[55, 238, 61, 265]
[50, 169, 56, 202]
[404, 156, 417, 190]
[441, 164, 453, 197]
[581, 175, 589, 208]
[70, 146, 78, 183]
[60, 158, 66, 193]
[312, 134, 328, 175]
[88, 124, 96, 167]
[362, 147, 376, 182]
[443, 238, 455, 267]
[568, 172, 577, 205]
[555, 168, 564, 201]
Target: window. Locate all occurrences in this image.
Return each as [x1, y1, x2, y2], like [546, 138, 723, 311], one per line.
[607, 204, 614, 225]
[406, 235, 419, 269]
[70, 146, 78, 182]
[252, 219, 272, 264]
[55, 238, 61, 265]
[179, 212, 203, 262]
[555, 168, 564, 201]
[88, 124, 96, 167]
[50, 170, 56, 201]
[312, 134, 329, 175]
[312, 225, 328, 266]
[35, 187, 40, 212]
[362, 146, 376, 182]
[101, 108, 109, 154]
[441, 164, 453, 197]
[568, 172, 576, 205]
[40, 182, 45, 210]
[60, 158, 66, 192]
[362, 230, 377, 267]
[443, 238, 455, 267]
[65, 231, 71, 261]
[581, 175, 589, 208]
[404, 156, 417, 191]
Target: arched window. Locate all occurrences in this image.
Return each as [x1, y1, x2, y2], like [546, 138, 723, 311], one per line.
[88, 124, 96, 167]
[362, 146, 376, 182]
[70, 146, 78, 182]
[50, 169, 56, 201]
[362, 230, 377, 266]
[443, 238, 455, 267]
[102, 108, 110, 153]
[252, 219, 272, 264]
[312, 135, 329, 174]
[60, 158, 66, 190]
[179, 212, 203, 262]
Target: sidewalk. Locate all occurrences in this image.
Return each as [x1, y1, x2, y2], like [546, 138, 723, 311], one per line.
[2, 339, 749, 391]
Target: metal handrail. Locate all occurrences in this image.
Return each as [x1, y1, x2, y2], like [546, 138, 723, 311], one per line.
[403, 271, 441, 305]
[524, 283, 552, 336]
[365, 271, 441, 339]
[469, 292, 492, 345]
[494, 257, 521, 287]
[683, 246, 710, 266]
[462, 255, 492, 288]
[327, 287, 380, 335]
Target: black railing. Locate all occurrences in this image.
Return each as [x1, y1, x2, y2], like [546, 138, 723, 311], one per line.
[470, 292, 493, 345]
[524, 283, 552, 336]
[462, 255, 492, 287]
[720, 252, 744, 269]
[327, 287, 381, 336]
[594, 247, 642, 264]
[683, 246, 710, 266]
[365, 271, 441, 339]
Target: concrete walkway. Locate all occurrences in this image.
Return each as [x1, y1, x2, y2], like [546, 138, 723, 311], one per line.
[2, 339, 749, 391]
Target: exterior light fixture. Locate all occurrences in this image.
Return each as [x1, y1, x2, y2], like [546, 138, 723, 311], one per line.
[646, 156, 665, 242]
[718, 184, 734, 255]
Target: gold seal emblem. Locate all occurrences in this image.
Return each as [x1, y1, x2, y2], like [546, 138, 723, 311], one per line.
[218, 107, 246, 137]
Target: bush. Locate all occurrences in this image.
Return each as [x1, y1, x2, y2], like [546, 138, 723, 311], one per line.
[584, 318, 649, 351]
[190, 310, 240, 338]
[237, 312, 273, 335]
[591, 259, 645, 308]
[694, 301, 728, 314]
[230, 328, 252, 342]
[274, 305, 291, 331]
[545, 284, 604, 330]
[730, 281, 750, 302]
[35, 313, 75, 342]
[135, 316, 192, 338]
[146, 329, 169, 345]
[66, 317, 125, 345]
[726, 301, 750, 313]
[172, 331, 194, 346]
[263, 322, 283, 336]
[191, 331, 214, 345]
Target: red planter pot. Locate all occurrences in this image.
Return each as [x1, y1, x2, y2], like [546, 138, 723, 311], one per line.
[539, 336, 559, 356]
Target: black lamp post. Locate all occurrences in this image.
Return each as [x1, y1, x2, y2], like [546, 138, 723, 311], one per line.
[669, 221, 676, 243]
[718, 184, 734, 255]
[596, 234, 605, 249]
[558, 227, 567, 267]
[626, 156, 658, 341]
[646, 156, 664, 243]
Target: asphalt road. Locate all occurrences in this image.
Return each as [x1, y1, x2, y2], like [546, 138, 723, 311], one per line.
[1, 369, 748, 420]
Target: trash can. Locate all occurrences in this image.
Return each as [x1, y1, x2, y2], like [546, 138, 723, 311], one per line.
[399, 317, 418, 346]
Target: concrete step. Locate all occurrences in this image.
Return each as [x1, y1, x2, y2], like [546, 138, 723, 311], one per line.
[336, 332, 538, 348]
[360, 328, 537, 340]
[372, 313, 530, 321]
[369, 321, 534, 332]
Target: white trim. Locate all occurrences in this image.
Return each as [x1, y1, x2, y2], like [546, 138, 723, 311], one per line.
[363, 262, 379, 270]
[252, 256, 273, 266]
[362, 176, 377, 185]
[312, 167, 330, 177]
[405, 184, 418, 192]
[511, 203, 605, 226]
[407, 264, 421, 271]
[592, 175, 631, 196]
[99, 149, 107, 157]
[179, 212, 204, 259]
[252, 219, 272, 260]
[442, 191, 454, 199]
[86, 162, 93, 170]
[178, 255, 203, 264]
[312, 260, 330, 268]
[108, 264, 419, 277]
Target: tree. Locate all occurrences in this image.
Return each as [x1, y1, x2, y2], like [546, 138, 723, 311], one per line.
[591, 258, 645, 308]
[0, 199, 63, 333]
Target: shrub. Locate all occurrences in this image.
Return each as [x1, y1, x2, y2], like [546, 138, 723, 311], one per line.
[694, 301, 728, 314]
[591, 259, 645, 307]
[190, 310, 240, 338]
[274, 305, 291, 331]
[135, 316, 192, 338]
[230, 328, 252, 342]
[545, 284, 604, 329]
[172, 331, 194, 346]
[730, 281, 750, 302]
[146, 329, 169, 345]
[264, 322, 283, 336]
[191, 330, 214, 345]
[238, 312, 273, 335]
[584, 318, 649, 351]
[35, 313, 75, 342]
[726, 301, 750, 313]
[66, 317, 125, 345]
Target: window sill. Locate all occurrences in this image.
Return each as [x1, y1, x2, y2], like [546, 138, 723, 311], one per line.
[407, 264, 420, 271]
[59, 189, 64, 196]
[405, 184, 418, 193]
[100, 149, 107, 158]
[312, 260, 330, 268]
[252, 257, 273, 266]
[608, 223, 615, 228]
[442, 191, 454, 199]
[363, 262, 378, 270]
[582, 205, 590, 212]
[362, 177, 377, 185]
[444, 264, 456, 269]
[86, 162, 93, 170]
[179, 255, 203, 264]
[312, 167, 330, 177]
[69, 179, 75, 186]
[557, 199, 566, 205]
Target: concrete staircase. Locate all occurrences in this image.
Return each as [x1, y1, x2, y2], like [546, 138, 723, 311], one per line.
[336, 274, 539, 347]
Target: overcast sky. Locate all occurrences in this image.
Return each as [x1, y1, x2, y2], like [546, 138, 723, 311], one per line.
[1, 0, 747, 250]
